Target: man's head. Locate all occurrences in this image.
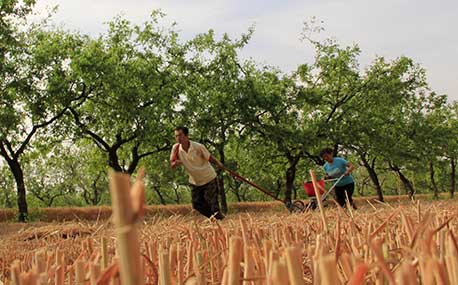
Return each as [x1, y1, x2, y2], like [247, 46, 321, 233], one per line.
[174, 126, 189, 144]
[319, 148, 334, 163]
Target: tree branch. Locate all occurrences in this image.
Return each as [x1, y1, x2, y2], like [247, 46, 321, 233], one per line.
[69, 107, 111, 151]
[0, 141, 13, 162]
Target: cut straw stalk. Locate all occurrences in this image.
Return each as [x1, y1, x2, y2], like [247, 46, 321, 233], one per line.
[309, 169, 328, 233]
[95, 260, 119, 285]
[54, 265, 64, 285]
[347, 263, 368, 285]
[240, 216, 256, 285]
[263, 240, 273, 277]
[158, 251, 170, 285]
[394, 260, 416, 285]
[19, 272, 38, 285]
[109, 170, 145, 285]
[10, 261, 20, 285]
[344, 191, 354, 218]
[176, 244, 185, 285]
[38, 273, 47, 285]
[185, 240, 194, 278]
[34, 250, 46, 274]
[339, 253, 353, 281]
[169, 244, 178, 282]
[270, 259, 289, 284]
[318, 255, 339, 285]
[243, 246, 256, 285]
[334, 215, 341, 261]
[101, 236, 109, 269]
[90, 263, 101, 285]
[285, 247, 304, 285]
[267, 249, 279, 285]
[5, 186, 458, 285]
[370, 238, 395, 284]
[370, 207, 401, 239]
[228, 237, 243, 285]
[432, 257, 449, 284]
[75, 260, 85, 285]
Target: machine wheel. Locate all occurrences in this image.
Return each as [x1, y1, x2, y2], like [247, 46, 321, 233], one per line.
[289, 200, 305, 213]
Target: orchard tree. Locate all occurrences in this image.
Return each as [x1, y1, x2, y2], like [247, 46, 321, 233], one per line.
[68, 12, 185, 175]
[0, 0, 35, 68]
[239, 66, 315, 203]
[24, 140, 110, 206]
[143, 153, 191, 205]
[415, 92, 450, 198]
[446, 102, 458, 197]
[224, 135, 287, 202]
[178, 29, 254, 212]
[0, 13, 87, 220]
[334, 56, 427, 201]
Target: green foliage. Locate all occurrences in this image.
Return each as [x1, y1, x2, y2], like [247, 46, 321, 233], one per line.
[0, 165, 16, 208]
[67, 12, 186, 174]
[0, 6, 88, 220]
[0, 6, 457, 216]
[143, 152, 192, 205]
[23, 141, 111, 207]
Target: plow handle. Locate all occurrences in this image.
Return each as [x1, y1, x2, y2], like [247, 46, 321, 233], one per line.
[218, 165, 283, 202]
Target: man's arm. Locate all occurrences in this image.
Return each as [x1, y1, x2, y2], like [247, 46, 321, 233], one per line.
[198, 144, 224, 169]
[170, 159, 182, 169]
[170, 144, 182, 170]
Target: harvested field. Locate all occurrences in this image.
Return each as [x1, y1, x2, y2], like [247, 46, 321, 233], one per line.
[0, 194, 438, 223]
[1, 198, 457, 284]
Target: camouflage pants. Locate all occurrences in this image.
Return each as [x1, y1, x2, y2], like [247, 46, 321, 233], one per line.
[191, 178, 224, 219]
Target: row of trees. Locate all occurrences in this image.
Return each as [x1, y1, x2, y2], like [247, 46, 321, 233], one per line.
[1, 2, 457, 221]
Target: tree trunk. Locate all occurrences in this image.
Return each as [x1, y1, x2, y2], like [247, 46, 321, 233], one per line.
[47, 197, 55, 207]
[389, 162, 415, 199]
[398, 170, 415, 199]
[153, 185, 166, 205]
[285, 161, 297, 203]
[93, 187, 101, 205]
[217, 175, 227, 213]
[8, 159, 28, 222]
[234, 188, 242, 202]
[90, 185, 102, 205]
[173, 186, 181, 204]
[361, 155, 384, 202]
[275, 179, 282, 199]
[217, 146, 228, 214]
[430, 160, 439, 199]
[108, 148, 123, 172]
[227, 178, 243, 202]
[451, 158, 456, 198]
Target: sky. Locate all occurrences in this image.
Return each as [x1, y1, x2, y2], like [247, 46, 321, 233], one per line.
[33, 0, 458, 102]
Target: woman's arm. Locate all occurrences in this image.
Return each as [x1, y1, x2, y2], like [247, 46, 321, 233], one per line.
[345, 162, 354, 175]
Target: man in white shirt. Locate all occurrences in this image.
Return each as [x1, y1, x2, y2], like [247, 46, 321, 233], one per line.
[170, 126, 225, 220]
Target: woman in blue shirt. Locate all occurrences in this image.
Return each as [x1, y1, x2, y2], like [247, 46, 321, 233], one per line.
[319, 148, 357, 209]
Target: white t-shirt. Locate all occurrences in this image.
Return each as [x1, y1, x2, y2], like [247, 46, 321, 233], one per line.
[170, 141, 217, 186]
